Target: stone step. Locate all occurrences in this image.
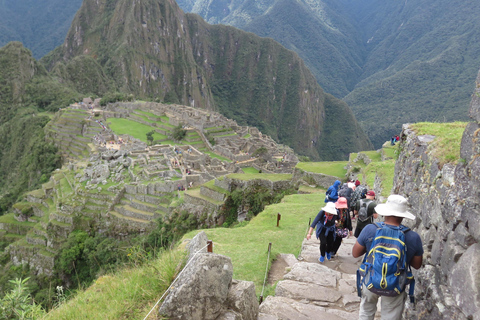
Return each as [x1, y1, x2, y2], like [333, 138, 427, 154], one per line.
[116, 205, 156, 221]
[124, 198, 159, 213]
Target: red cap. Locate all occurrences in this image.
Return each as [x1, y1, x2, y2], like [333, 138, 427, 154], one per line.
[355, 180, 361, 186]
[366, 190, 375, 197]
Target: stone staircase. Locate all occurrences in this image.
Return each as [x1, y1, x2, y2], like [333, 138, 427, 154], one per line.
[258, 230, 365, 319]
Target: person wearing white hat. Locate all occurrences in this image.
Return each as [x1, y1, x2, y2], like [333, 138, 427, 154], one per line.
[306, 202, 338, 263]
[352, 195, 424, 320]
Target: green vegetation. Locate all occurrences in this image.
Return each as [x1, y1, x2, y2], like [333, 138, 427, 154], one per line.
[296, 161, 348, 178]
[43, 248, 186, 320]
[172, 124, 187, 141]
[241, 167, 259, 174]
[108, 118, 165, 142]
[184, 193, 321, 295]
[410, 122, 467, 166]
[363, 161, 396, 198]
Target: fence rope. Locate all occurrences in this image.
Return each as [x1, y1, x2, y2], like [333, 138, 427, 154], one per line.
[143, 243, 210, 320]
[260, 243, 272, 299]
[297, 219, 311, 260]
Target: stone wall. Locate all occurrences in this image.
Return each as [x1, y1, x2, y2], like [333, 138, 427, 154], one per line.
[292, 167, 338, 188]
[393, 71, 480, 320]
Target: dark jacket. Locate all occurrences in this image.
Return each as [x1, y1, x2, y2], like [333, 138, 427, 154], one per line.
[311, 210, 338, 239]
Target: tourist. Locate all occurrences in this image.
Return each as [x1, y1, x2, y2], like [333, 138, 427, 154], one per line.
[353, 195, 423, 320]
[325, 180, 341, 203]
[331, 197, 353, 258]
[354, 191, 377, 238]
[306, 202, 338, 262]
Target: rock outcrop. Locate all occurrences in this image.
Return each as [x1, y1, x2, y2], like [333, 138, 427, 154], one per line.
[392, 70, 480, 319]
[159, 231, 259, 319]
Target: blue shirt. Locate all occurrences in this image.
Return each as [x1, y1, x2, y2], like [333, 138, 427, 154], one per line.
[357, 223, 424, 265]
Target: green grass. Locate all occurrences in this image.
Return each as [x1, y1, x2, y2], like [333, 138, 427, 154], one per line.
[241, 167, 259, 174]
[243, 134, 251, 139]
[227, 173, 292, 181]
[360, 150, 382, 162]
[108, 118, 166, 142]
[183, 193, 322, 295]
[382, 145, 399, 159]
[296, 161, 348, 178]
[0, 213, 36, 226]
[363, 160, 396, 197]
[203, 180, 230, 195]
[202, 150, 232, 162]
[43, 249, 187, 320]
[410, 122, 467, 166]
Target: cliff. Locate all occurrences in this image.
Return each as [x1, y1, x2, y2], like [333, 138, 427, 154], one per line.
[392, 70, 480, 319]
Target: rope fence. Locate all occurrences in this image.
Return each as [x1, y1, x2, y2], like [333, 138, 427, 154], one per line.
[259, 242, 272, 304]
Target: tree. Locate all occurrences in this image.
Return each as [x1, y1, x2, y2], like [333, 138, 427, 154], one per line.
[146, 130, 155, 145]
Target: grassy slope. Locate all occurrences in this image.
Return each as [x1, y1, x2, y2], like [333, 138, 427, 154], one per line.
[182, 193, 322, 295]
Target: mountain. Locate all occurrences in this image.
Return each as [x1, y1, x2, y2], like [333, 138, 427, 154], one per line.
[175, 0, 480, 147]
[0, 42, 79, 212]
[40, 0, 372, 160]
[0, 0, 83, 59]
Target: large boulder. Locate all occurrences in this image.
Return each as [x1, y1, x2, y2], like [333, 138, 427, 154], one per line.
[158, 253, 233, 319]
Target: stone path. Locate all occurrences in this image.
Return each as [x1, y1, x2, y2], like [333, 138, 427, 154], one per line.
[258, 225, 378, 320]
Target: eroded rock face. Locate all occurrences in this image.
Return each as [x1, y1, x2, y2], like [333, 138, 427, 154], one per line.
[159, 231, 259, 320]
[158, 253, 233, 319]
[393, 69, 480, 320]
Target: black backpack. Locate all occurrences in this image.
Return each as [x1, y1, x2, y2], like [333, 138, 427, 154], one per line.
[351, 186, 367, 207]
[357, 199, 371, 222]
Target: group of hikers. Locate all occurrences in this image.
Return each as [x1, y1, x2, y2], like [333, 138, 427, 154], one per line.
[306, 179, 424, 320]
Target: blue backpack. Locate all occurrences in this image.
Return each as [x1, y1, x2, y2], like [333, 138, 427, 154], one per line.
[357, 222, 415, 303]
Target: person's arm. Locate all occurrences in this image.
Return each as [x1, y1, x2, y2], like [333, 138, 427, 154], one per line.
[410, 255, 423, 269]
[352, 241, 366, 258]
[306, 227, 314, 240]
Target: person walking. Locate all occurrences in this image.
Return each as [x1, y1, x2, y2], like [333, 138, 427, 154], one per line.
[306, 202, 338, 263]
[331, 197, 353, 258]
[325, 180, 341, 203]
[354, 190, 377, 237]
[352, 195, 424, 320]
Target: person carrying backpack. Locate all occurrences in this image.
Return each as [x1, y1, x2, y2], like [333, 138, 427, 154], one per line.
[354, 190, 377, 237]
[352, 195, 424, 320]
[350, 182, 367, 216]
[324, 180, 341, 203]
[306, 202, 338, 263]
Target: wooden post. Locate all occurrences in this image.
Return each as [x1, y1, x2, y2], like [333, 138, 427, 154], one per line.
[268, 242, 272, 253]
[259, 295, 263, 304]
[207, 240, 213, 253]
[308, 217, 311, 226]
[277, 213, 281, 227]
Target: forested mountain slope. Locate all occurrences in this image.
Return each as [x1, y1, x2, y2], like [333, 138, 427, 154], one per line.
[0, 0, 83, 59]
[41, 0, 372, 160]
[176, 0, 480, 147]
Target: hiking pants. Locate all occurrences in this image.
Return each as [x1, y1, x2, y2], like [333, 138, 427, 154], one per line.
[318, 231, 335, 257]
[332, 236, 342, 255]
[359, 284, 406, 320]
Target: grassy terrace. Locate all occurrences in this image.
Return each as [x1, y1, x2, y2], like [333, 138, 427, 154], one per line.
[184, 188, 224, 205]
[203, 179, 230, 195]
[201, 149, 232, 162]
[108, 118, 167, 142]
[183, 193, 322, 295]
[295, 161, 348, 178]
[242, 167, 259, 174]
[363, 160, 396, 197]
[410, 122, 467, 166]
[227, 173, 292, 181]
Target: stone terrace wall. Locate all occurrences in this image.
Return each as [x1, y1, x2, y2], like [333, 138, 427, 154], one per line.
[393, 71, 480, 320]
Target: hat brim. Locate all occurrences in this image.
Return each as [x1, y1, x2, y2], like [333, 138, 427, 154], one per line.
[335, 203, 348, 209]
[322, 206, 338, 215]
[375, 203, 415, 220]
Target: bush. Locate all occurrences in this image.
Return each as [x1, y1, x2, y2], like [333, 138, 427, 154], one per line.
[172, 124, 187, 141]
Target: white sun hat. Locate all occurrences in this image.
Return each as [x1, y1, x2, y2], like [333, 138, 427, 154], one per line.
[321, 202, 338, 215]
[375, 194, 415, 220]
